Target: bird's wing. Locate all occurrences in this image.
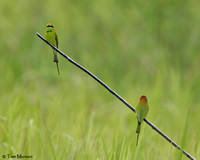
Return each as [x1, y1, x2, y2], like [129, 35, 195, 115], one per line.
[55, 32, 58, 48]
[137, 103, 149, 123]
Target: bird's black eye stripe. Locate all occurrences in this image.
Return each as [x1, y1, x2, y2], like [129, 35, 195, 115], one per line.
[47, 25, 54, 28]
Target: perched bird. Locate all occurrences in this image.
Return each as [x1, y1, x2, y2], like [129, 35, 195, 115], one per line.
[136, 95, 149, 146]
[45, 23, 60, 75]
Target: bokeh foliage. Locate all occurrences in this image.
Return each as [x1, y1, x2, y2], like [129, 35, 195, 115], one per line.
[0, 0, 200, 159]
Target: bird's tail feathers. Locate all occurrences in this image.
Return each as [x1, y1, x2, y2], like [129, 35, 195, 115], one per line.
[136, 132, 139, 146]
[136, 121, 141, 134]
[136, 121, 141, 146]
[53, 51, 58, 63]
[55, 62, 60, 75]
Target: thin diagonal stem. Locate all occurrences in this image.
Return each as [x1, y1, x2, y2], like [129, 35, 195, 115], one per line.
[36, 32, 195, 160]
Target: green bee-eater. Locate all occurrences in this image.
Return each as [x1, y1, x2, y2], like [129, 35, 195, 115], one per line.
[45, 23, 60, 75]
[136, 95, 149, 146]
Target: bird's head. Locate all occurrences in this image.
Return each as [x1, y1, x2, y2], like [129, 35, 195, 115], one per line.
[139, 95, 148, 103]
[46, 23, 54, 32]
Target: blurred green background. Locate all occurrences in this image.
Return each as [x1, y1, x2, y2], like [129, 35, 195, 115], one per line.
[0, 0, 200, 159]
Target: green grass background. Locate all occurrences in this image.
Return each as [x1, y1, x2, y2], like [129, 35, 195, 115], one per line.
[0, 0, 200, 159]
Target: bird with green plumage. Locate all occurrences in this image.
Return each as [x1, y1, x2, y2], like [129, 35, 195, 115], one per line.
[136, 95, 149, 146]
[45, 23, 60, 75]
